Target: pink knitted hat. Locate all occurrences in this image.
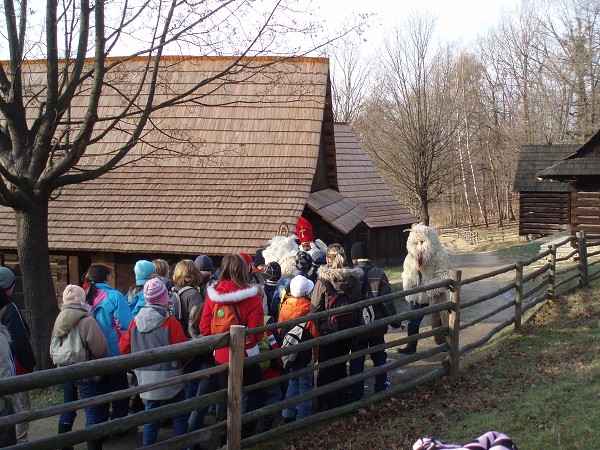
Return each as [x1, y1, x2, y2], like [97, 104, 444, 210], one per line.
[62, 284, 86, 307]
[143, 278, 168, 307]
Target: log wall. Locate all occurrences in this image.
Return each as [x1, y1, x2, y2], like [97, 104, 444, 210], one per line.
[518, 192, 570, 236]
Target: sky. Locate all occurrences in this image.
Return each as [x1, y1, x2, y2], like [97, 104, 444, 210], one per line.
[315, 0, 520, 47]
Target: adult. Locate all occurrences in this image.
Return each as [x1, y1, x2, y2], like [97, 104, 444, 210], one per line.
[397, 223, 450, 354]
[310, 244, 363, 410]
[200, 254, 265, 440]
[0, 266, 35, 443]
[53, 285, 108, 450]
[84, 264, 133, 423]
[348, 242, 395, 402]
[125, 260, 155, 317]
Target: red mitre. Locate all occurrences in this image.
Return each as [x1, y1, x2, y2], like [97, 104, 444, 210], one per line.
[296, 216, 315, 244]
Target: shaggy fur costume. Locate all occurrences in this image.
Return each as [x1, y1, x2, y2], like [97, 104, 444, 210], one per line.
[263, 235, 299, 265]
[402, 224, 450, 344]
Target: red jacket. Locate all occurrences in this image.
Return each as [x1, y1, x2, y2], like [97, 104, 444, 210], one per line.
[200, 280, 264, 365]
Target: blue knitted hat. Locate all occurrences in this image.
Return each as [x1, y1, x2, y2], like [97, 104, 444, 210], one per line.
[134, 260, 155, 286]
[0, 267, 16, 292]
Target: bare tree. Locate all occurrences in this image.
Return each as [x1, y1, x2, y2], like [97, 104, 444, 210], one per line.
[355, 13, 461, 225]
[0, 0, 350, 368]
[329, 35, 373, 125]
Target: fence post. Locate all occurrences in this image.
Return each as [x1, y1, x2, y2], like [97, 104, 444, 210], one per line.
[548, 244, 557, 301]
[447, 270, 462, 378]
[577, 231, 589, 287]
[514, 262, 523, 332]
[227, 325, 246, 450]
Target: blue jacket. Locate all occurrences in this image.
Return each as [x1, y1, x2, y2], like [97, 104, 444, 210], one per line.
[128, 290, 146, 317]
[91, 283, 133, 357]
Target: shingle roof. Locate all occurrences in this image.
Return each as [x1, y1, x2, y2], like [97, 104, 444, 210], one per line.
[513, 145, 579, 192]
[306, 189, 367, 234]
[0, 56, 334, 255]
[334, 123, 417, 227]
[537, 129, 600, 180]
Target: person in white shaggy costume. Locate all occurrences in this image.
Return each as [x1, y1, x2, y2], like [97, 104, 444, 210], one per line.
[397, 223, 450, 354]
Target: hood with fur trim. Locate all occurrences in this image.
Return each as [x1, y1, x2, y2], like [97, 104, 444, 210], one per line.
[207, 280, 258, 304]
[317, 266, 363, 292]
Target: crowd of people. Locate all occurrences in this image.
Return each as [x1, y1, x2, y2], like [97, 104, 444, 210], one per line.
[0, 217, 408, 449]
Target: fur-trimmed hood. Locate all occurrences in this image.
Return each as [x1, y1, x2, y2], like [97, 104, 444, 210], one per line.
[317, 266, 363, 292]
[207, 280, 258, 304]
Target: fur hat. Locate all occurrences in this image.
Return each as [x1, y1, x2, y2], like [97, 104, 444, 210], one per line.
[351, 242, 369, 260]
[295, 251, 313, 273]
[0, 267, 16, 292]
[264, 261, 282, 282]
[62, 284, 86, 307]
[134, 260, 155, 285]
[252, 249, 266, 268]
[296, 216, 315, 244]
[194, 255, 214, 271]
[290, 275, 314, 297]
[143, 278, 169, 307]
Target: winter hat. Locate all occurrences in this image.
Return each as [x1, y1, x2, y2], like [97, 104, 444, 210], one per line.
[311, 250, 326, 268]
[295, 216, 315, 244]
[295, 251, 313, 273]
[0, 267, 16, 292]
[194, 255, 214, 271]
[134, 260, 155, 286]
[252, 249, 266, 268]
[238, 253, 254, 268]
[290, 275, 314, 298]
[62, 284, 86, 307]
[143, 278, 169, 307]
[351, 242, 369, 260]
[264, 261, 282, 282]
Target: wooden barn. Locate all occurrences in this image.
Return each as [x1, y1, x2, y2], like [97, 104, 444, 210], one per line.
[513, 145, 579, 236]
[537, 130, 600, 239]
[0, 56, 414, 298]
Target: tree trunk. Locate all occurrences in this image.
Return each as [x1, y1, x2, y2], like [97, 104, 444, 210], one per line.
[15, 200, 59, 370]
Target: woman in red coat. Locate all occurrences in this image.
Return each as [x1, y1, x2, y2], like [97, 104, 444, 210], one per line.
[200, 253, 265, 439]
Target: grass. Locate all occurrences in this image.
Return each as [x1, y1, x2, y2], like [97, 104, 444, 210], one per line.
[273, 277, 600, 450]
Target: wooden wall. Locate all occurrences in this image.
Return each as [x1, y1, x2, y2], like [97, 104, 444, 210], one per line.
[518, 192, 571, 236]
[571, 183, 600, 239]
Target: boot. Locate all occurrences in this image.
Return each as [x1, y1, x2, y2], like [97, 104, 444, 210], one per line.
[397, 325, 419, 354]
[57, 422, 75, 450]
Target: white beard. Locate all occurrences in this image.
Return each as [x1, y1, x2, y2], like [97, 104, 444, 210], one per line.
[263, 235, 299, 265]
[402, 223, 450, 304]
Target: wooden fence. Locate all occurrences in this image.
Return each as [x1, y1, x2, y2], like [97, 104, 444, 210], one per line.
[1, 233, 599, 450]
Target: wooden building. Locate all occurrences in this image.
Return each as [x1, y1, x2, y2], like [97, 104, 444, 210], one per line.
[333, 123, 416, 265]
[513, 145, 579, 236]
[537, 130, 600, 239]
[0, 56, 414, 298]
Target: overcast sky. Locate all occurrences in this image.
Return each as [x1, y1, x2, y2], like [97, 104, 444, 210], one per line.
[316, 0, 520, 47]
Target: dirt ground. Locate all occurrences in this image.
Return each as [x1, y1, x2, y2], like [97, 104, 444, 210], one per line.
[27, 235, 547, 449]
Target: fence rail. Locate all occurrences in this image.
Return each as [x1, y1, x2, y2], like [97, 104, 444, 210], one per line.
[1, 232, 599, 449]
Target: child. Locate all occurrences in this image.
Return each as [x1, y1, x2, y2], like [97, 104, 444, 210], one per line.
[279, 275, 319, 423]
[118, 278, 188, 446]
[0, 321, 16, 447]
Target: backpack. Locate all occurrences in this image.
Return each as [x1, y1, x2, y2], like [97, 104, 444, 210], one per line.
[281, 323, 314, 370]
[320, 280, 358, 333]
[278, 296, 311, 324]
[50, 323, 88, 366]
[210, 303, 242, 335]
[169, 286, 194, 320]
[258, 315, 282, 372]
